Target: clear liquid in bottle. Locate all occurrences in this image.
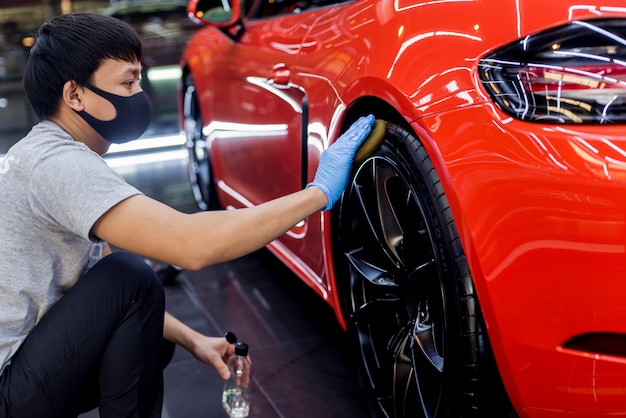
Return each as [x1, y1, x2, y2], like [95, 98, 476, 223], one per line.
[222, 341, 250, 418]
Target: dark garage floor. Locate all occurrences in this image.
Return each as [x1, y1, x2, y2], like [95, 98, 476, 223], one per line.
[80, 143, 370, 418]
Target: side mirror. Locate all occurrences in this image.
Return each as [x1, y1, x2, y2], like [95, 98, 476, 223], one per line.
[187, 0, 241, 27]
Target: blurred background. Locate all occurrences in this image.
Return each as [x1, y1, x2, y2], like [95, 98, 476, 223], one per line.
[0, 0, 196, 155]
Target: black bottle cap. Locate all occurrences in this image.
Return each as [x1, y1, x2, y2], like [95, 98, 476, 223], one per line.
[234, 341, 249, 356]
[225, 331, 237, 344]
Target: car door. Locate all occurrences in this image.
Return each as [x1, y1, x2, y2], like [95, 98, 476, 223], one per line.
[186, 0, 356, 293]
[197, 6, 341, 292]
[207, 13, 319, 206]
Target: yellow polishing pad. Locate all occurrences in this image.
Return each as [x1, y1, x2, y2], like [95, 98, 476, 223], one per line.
[354, 119, 387, 163]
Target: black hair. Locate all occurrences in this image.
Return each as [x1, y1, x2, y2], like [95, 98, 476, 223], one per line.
[23, 13, 143, 120]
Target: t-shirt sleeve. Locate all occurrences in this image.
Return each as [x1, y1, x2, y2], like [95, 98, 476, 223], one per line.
[28, 143, 143, 241]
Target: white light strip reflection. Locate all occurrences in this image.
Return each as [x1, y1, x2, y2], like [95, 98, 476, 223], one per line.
[246, 76, 303, 113]
[1, 136, 186, 166]
[218, 179, 306, 239]
[569, 5, 626, 20]
[217, 179, 255, 207]
[146, 65, 182, 81]
[104, 148, 187, 168]
[387, 31, 481, 78]
[106, 134, 186, 155]
[202, 121, 288, 138]
[394, 0, 473, 12]
[574, 20, 626, 47]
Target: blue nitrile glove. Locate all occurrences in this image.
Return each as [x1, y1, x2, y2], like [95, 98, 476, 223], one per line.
[307, 114, 375, 211]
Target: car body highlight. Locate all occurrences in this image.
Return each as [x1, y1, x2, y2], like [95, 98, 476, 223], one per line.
[179, 0, 626, 416]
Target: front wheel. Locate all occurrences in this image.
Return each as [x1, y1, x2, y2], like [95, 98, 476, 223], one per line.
[183, 74, 219, 211]
[335, 122, 515, 417]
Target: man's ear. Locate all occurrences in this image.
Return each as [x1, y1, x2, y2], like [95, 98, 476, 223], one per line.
[62, 80, 84, 111]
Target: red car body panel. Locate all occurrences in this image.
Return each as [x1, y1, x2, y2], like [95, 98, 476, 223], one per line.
[180, 0, 626, 415]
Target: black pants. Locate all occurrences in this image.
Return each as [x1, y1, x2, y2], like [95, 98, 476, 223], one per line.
[0, 251, 173, 418]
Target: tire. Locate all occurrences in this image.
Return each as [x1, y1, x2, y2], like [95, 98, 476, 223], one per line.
[334, 122, 515, 417]
[183, 74, 219, 211]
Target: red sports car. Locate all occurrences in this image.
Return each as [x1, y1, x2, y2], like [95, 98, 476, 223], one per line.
[178, 0, 626, 416]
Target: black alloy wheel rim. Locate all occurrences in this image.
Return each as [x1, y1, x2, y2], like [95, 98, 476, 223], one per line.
[183, 83, 211, 211]
[340, 154, 447, 418]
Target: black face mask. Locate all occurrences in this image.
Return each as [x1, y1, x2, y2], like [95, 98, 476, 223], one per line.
[76, 83, 152, 144]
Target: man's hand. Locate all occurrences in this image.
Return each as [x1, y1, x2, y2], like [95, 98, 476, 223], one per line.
[307, 114, 375, 211]
[164, 312, 236, 379]
[189, 335, 236, 379]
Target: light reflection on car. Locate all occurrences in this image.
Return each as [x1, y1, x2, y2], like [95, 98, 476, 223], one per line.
[179, 0, 626, 416]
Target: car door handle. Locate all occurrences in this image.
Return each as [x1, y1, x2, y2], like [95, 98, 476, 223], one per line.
[269, 63, 290, 85]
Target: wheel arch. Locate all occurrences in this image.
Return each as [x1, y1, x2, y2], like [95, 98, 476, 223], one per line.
[332, 79, 472, 268]
[324, 94, 475, 325]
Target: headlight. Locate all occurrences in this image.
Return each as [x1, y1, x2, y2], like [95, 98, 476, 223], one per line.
[478, 19, 626, 124]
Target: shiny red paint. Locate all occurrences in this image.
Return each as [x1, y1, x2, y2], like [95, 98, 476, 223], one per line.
[180, 0, 626, 415]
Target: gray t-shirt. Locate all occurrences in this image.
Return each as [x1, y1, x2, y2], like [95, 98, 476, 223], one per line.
[0, 121, 141, 374]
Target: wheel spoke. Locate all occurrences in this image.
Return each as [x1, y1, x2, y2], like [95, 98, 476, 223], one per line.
[411, 296, 445, 417]
[373, 162, 406, 264]
[389, 323, 412, 378]
[414, 319, 444, 373]
[400, 188, 435, 268]
[407, 259, 445, 378]
[391, 330, 421, 417]
[345, 247, 398, 287]
[351, 158, 410, 270]
[351, 295, 401, 323]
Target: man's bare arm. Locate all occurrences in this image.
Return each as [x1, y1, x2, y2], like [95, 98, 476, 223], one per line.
[92, 186, 327, 270]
